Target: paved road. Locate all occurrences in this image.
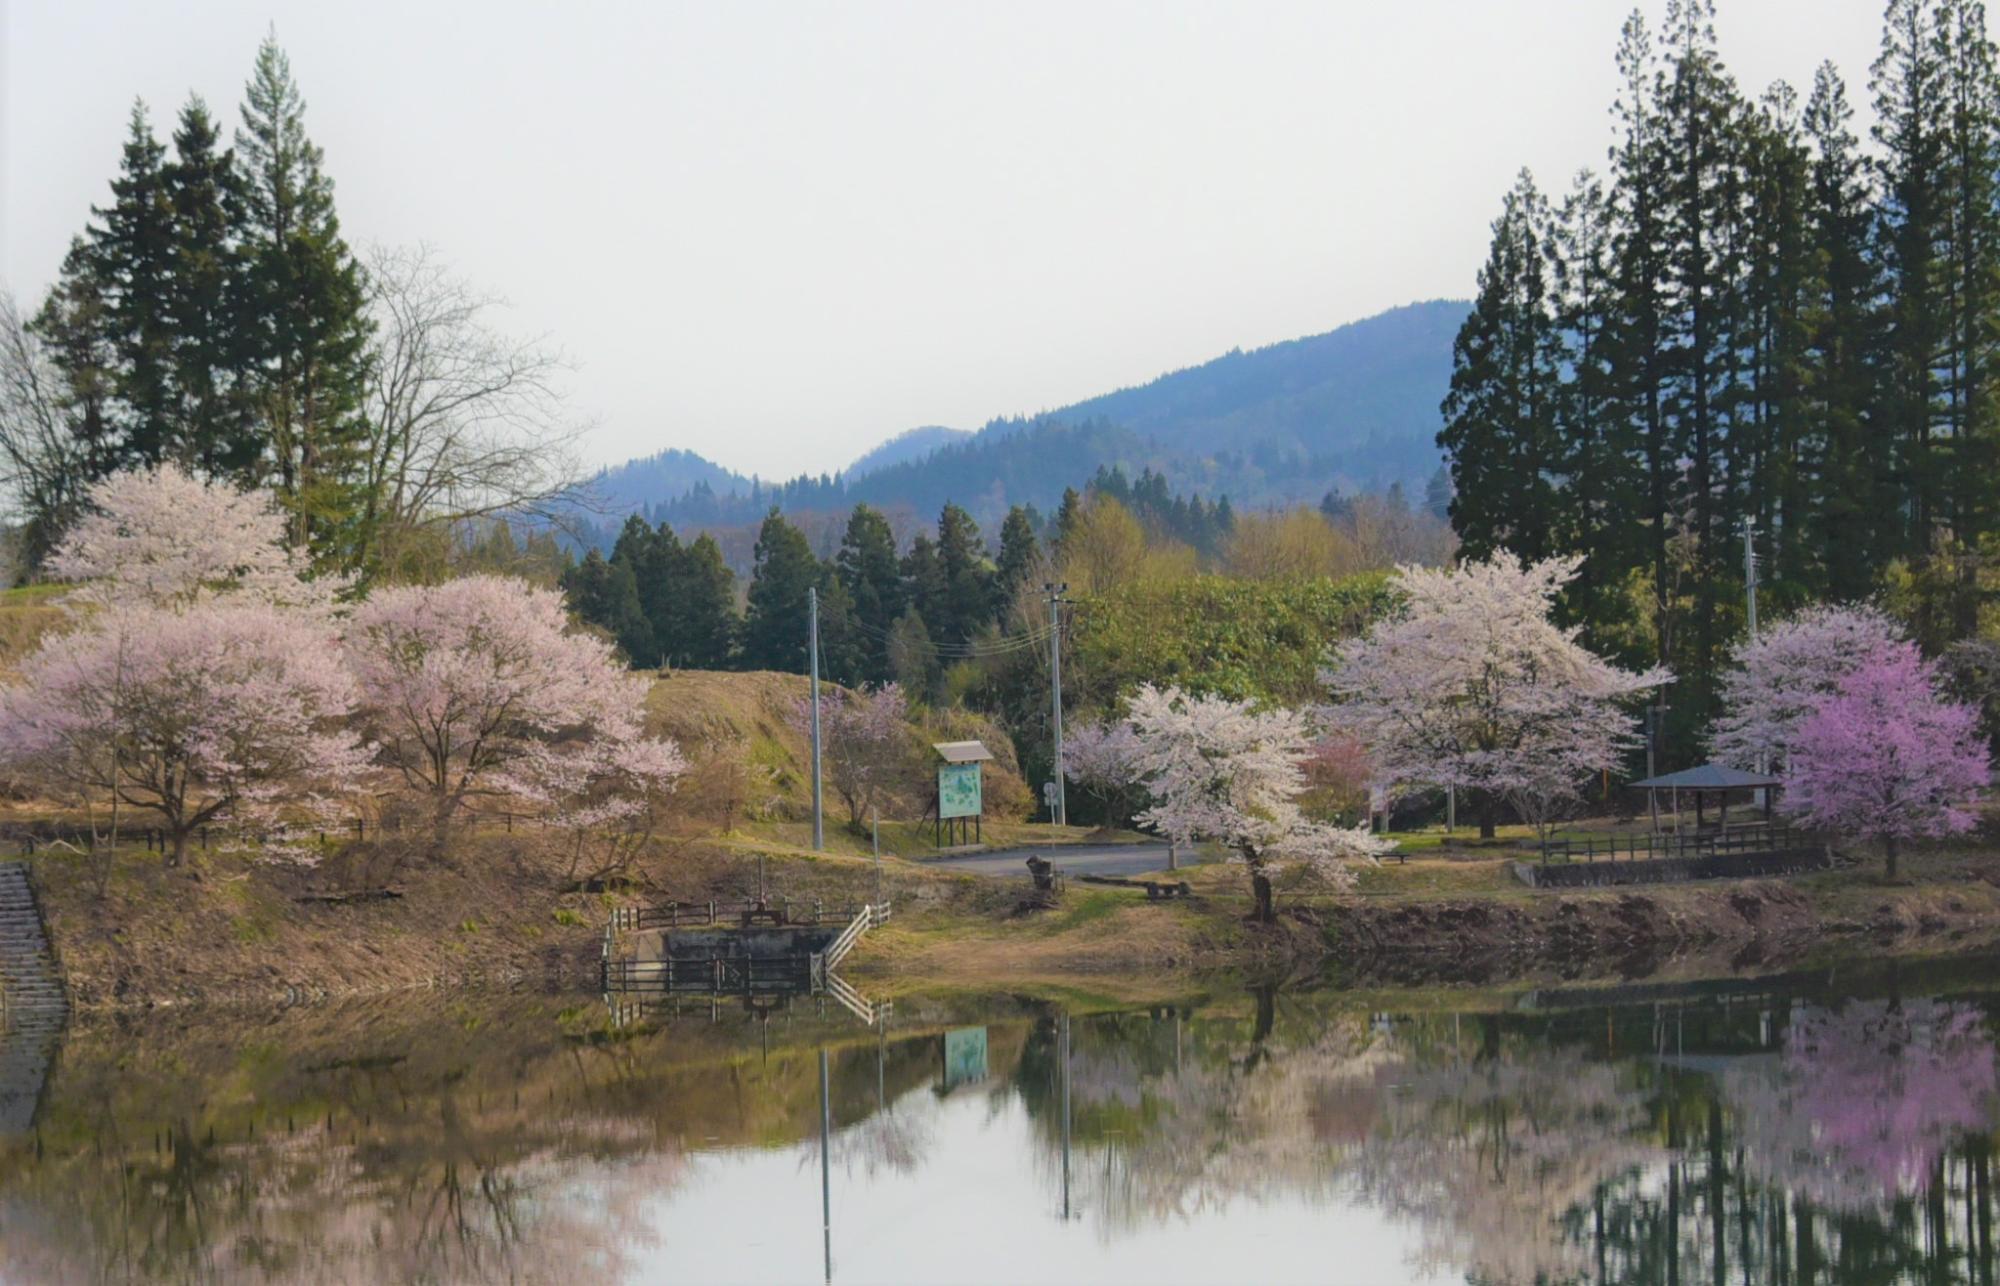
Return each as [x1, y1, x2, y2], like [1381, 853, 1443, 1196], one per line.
[923, 843, 1185, 880]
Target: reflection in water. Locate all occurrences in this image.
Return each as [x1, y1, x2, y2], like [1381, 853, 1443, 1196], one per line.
[0, 973, 1996, 1283]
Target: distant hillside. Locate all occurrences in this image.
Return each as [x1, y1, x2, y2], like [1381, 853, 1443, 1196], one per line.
[585, 298, 1468, 545]
[587, 448, 749, 515]
[846, 426, 973, 478]
[984, 298, 1464, 499]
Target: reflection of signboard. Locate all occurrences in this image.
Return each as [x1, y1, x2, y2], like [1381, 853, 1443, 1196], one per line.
[942, 1026, 988, 1087]
[938, 762, 983, 819]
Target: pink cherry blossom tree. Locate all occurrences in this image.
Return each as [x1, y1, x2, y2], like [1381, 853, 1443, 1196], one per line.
[1323, 552, 1667, 838]
[0, 602, 367, 867]
[1709, 604, 1905, 772]
[1124, 683, 1389, 922]
[345, 575, 679, 858]
[1723, 999, 1999, 1213]
[1781, 645, 1989, 880]
[1061, 718, 1148, 826]
[786, 682, 913, 827]
[48, 463, 339, 612]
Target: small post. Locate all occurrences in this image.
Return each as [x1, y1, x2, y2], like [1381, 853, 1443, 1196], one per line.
[809, 586, 824, 852]
[1045, 582, 1068, 827]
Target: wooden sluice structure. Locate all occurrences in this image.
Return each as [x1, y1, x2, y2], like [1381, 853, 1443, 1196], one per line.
[600, 898, 892, 1014]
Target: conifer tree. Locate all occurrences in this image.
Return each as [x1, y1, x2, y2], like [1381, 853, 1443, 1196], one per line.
[162, 96, 256, 475]
[562, 549, 653, 667]
[835, 503, 903, 681]
[234, 32, 373, 564]
[741, 508, 819, 673]
[995, 505, 1041, 617]
[1439, 169, 1562, 563]
[900, 530, 946, 641]
[935, 503, 994, 645]
[1549, 168, 1638, 639]
[91, 102, 178, 465]
[1802, 61, 1886, 602]
[1874, 0, 1949, 561]
[673, 532, 739, 669]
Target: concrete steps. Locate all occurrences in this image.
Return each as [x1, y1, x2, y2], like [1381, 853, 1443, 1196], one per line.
[0, 861, 67, 1134]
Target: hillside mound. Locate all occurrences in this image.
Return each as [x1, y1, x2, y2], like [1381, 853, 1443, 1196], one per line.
[641, 668, 1031, 825]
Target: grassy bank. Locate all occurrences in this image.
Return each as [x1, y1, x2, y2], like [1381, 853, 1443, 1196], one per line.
[12, 805, 2000, 1011]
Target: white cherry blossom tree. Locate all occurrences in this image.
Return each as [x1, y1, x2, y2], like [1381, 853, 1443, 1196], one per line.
[1125, 683, 1388, 922]
[1323, 552, 1667, 838]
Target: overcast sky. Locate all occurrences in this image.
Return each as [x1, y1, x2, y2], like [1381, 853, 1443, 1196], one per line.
[3, 0, 1888, 479]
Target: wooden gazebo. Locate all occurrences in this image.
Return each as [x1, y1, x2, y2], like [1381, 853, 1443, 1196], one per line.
[1629, 763, 1781, 834]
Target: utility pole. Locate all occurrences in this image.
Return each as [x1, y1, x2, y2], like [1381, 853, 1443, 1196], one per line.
[1045, 582, 1068, 828]
[809, 586, 823, 852]
[1743, 524, 1759, 641]
[1745, 524, 1766, 808]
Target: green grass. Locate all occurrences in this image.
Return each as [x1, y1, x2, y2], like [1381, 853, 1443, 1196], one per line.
[0, 582, 69, 605]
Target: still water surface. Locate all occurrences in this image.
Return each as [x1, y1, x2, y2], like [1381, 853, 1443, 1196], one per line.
[1, 959, 1997, 1284]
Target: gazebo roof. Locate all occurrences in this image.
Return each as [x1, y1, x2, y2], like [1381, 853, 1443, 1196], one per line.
[1629, 763, 1781, 790]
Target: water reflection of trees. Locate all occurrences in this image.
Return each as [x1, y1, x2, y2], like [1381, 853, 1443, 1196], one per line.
[1013, 990, 2000, 1285]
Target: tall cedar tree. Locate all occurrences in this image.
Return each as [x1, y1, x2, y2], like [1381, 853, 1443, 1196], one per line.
[563, 550, 653, 667]
[1803, 62, 1888, 603]
[609, 515, 667, 667]
[835, 503, 904, 682]
[673, 532, 739, 668]
[935, 503, 994, 646]
[1440, 169, 1562, 566]
[163, 96, 258, 476]
[995, 505, 1041, 616]
[235, 33, 374, 565]
[741, 508, 821, 673]
[91, 103, 178, 465]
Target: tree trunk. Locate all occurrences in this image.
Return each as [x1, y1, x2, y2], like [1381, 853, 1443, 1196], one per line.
[1250, 872, 1275, 925]
[1884, 834, 1901, 882]
[169, 826, 189, 869]
[1478, 792, 1498, 840]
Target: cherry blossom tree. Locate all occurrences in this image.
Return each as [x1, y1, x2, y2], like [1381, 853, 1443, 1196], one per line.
[48, 463, 339, 612]
[1323, 552, 1667, 838]
[1708, 604, 1905, 772]
[1061, 718, 1148, 826]
[345, 575, 677, 857]
[1723, 999, 1999, 1213]
[1298, 734, 1373, 825]
[1781, 645, 1989, 879]
[500, 734, 687, 884]
[1124, 683, 1388, 922]
[0, 602, 367, 866]
[785, 682, 914, 828]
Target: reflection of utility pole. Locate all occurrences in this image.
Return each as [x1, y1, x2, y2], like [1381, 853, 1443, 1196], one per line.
[1745, 525, 1768, 810]
[1059, 1010, 1072, 1221]
[1045, 583, 1069, 828]
[820, 1048, 833, 1283]
[810, 587, 824, 852]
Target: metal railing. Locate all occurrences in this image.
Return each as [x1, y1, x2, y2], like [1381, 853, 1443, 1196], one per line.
[1537, 823, 1811, 865]
[607, 899, 884, 932]
[822, 902, 891, 971]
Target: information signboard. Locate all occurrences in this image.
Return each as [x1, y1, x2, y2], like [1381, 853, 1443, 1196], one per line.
[938, 761, 983, 819]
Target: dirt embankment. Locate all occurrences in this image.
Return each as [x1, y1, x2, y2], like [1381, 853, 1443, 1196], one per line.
[1324, 875, 2000, 984]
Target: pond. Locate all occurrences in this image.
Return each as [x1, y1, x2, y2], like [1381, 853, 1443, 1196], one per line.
[2, 958, 1997, 1284]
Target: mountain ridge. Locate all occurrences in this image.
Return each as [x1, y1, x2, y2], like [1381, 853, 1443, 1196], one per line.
[590, 297, 1469, 530]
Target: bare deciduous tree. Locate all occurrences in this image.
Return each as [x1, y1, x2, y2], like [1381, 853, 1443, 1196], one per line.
[0, 291, 94, 571]
[358, 244, 591, 575]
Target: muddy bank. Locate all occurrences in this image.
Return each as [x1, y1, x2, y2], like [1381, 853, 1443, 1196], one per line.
[1323, 875, 2000, 985]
